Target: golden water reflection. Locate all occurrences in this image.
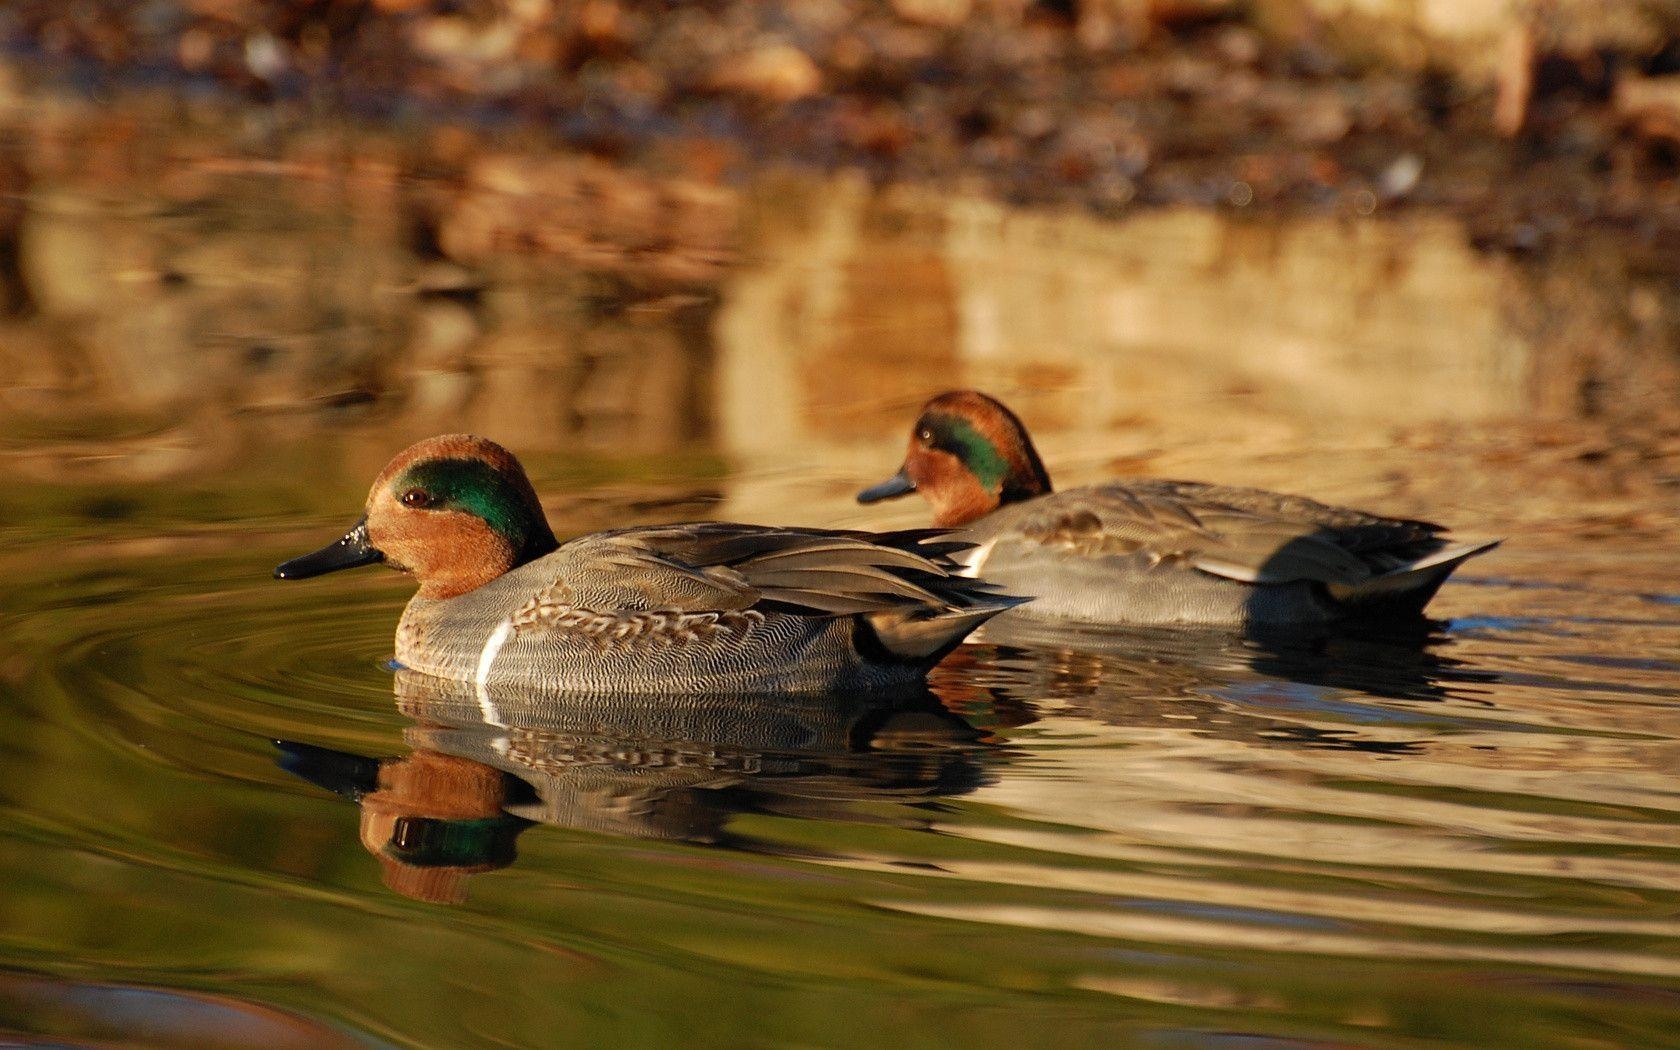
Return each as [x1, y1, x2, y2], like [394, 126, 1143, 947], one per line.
[1, 94, 1674, 550]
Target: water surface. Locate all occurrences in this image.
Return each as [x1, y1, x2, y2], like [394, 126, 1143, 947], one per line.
[2, 94, 1679, 1049]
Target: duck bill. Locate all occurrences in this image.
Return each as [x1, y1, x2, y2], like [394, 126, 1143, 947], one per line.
[274, 739, 382, 801]
[857, 468, 917, 504]
[274, 518, 384, 580]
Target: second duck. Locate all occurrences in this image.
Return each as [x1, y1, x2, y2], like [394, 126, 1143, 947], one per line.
[858, 391, 1497, 627]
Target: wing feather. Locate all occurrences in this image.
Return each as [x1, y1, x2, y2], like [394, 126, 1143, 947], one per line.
[544, 523, 980, 617]
[981, 481, 1448, 587]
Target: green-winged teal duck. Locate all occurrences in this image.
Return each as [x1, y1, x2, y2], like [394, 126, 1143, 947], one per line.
[277, 434, 1022, 693]
[858, 391, 1498, 627]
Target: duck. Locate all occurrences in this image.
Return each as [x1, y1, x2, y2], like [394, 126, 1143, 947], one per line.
[857, 391, 1498, 627]
[275, 434, 1022, 693]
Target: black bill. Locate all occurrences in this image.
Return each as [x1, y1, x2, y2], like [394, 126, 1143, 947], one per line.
[857, 469, 917, 504]
[274, 739, 382, 801]
[274, 517, 384, 579]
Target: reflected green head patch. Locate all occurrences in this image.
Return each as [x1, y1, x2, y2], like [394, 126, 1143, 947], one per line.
[384, 815, 522, 867]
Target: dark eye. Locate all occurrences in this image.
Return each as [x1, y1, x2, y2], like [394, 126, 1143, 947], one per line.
[400, 489, 433, 509]
[916, 427, 934, 444]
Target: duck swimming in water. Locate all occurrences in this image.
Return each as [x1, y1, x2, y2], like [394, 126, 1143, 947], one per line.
[858, 391, 1497, 627]
[277, 434, 1022, 693]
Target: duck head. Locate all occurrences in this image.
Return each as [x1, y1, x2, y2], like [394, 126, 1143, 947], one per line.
[858, 391, 1052, 527]
[275, 434, 559, 600]
[275, 740, 529, 905]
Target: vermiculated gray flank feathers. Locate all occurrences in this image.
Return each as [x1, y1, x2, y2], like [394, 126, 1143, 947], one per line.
[962, 480, 1495, 626]
[395, 521, 1021, 693]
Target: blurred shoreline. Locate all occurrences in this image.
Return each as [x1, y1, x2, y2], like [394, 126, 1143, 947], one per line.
[3, 1, 1679, 234]
[0, 2, 1675, 539]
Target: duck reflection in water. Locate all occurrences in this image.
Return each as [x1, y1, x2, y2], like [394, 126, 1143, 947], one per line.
[938, 617, 1500, 757]
[278, 671, 998, 903]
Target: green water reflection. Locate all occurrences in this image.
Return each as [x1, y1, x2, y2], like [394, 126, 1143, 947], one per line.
[4, 516, 1680, 1047]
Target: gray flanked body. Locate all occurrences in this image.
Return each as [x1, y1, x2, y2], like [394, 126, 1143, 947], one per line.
[395, 522, 1021, 693]
[955, 479, 1499, 627]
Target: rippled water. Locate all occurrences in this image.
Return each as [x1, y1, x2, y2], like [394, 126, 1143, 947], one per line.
[4, 487, 1679, 1048]
[3, 93, 1680, 1049]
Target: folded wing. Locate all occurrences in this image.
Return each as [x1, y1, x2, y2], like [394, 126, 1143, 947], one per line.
[544, 522, 1002, 616]
[994, 480, 1463, 588]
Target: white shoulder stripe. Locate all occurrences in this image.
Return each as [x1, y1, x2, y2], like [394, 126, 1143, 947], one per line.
[475, 618, 514, 727]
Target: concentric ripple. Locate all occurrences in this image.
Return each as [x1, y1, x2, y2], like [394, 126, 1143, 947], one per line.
[7, 539, 407, 779]
[3, 531, 1679, 1048]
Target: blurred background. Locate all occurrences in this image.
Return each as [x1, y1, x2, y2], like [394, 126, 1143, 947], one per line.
[3, 4, 1680, 1049]
[0, 0, 1675, 534]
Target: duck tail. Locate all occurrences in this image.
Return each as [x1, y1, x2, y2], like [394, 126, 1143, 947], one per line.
[861, 593, 1031, 663]
[1327, 538, 1501, 615]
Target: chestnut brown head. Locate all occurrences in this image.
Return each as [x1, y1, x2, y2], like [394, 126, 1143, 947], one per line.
[858, 391, 1053, 527]
[276, 434, 559, 600]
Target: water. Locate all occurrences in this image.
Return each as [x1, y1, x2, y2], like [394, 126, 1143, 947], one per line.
[2, 93, 1680, 1049]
